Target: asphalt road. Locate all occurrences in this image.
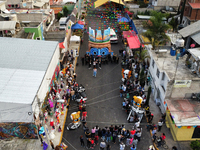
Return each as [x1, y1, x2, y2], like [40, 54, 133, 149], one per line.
[61, 29, 155, 149]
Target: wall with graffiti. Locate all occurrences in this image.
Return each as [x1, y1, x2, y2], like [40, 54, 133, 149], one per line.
[0, 122, 38, 139]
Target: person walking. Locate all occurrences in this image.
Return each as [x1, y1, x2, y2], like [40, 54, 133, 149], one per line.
[158, 120, 163, 132]
[120, 142, 125, 150]
[93, 68, 97, 77]
[80, 135, 85, 147]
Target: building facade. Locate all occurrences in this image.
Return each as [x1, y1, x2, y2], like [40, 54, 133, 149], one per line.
[179, 0, 200, 22]
[149, 48, 200, 113]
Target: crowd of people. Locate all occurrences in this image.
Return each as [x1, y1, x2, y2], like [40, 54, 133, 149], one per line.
[80, 123, 143, 150]
[36, 49, 80, 149]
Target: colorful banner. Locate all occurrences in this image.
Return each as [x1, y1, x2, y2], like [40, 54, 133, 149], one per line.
[103, 27, 110, 42]
[89, 27, 95, 42]
[96, 30, 102, 42]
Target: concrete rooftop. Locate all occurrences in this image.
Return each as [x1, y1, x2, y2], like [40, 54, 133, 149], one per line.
[166, 99, 200, 126]
[151, 49, 197, 80]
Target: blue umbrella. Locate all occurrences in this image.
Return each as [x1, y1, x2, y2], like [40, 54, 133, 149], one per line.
[117, 17, 129, 22]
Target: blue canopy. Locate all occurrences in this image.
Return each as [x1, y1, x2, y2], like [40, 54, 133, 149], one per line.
[118, 17, 129, 22]
[71, 23, 84, 30]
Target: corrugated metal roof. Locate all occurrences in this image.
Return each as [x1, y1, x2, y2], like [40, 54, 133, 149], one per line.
[191, 33, 200, 45]
[178, 20, 200, 37]
[0, 21, 16, 31]
[0, 37, 58, 71]
[0, 37, 58, 105]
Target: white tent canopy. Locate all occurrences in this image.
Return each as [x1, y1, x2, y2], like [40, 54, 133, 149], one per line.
[63, 0, 77, 3]
[70, 35, 80, 42]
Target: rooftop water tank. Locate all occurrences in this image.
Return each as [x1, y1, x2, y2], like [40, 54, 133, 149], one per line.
[175, 39, 185, 48]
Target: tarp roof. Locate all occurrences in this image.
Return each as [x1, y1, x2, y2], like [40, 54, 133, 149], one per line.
[70, 35, 80, 42]
[0, 21, 16, 31]
[178, 20, 200, 38]
[187, 48, 200, 61]
[191, 33, 200, 45]
[123, 30, 135, 38]
[189, 2, 200, 9]
[78, 20, 85, 25]
[127, 36, 141, 49]
[71, 23, 84, 30]
[94, 0, 124, 8]
[59, 42, 65, 48]
[0, 37, 58, 122]
[63, 0, 76, 3]
[166, 99, 200, 126]
[33, 2, 45, 7]
[118, 17, 129, 22]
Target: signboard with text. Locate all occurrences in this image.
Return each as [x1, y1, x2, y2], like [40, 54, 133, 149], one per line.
[174, 80, 192, 87]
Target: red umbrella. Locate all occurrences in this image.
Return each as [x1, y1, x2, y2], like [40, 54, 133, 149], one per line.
[190, 44, 195, 48]
[78, 20, 85, 25]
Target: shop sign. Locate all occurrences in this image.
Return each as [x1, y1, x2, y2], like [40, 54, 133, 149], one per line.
[174, 80, 191, 87]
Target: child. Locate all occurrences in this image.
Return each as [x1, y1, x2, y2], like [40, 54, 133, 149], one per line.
[58, 125, 62, 132]
[90, 138, 95, 149]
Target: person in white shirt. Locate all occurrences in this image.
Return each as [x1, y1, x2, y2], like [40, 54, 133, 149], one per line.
[120, 142, 125, 150]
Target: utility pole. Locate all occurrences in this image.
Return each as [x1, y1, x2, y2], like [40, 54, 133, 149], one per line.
[180, 0, 187, 24]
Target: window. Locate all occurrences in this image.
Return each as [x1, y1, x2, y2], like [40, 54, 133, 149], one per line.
[157, 88, 160, 99]
[161, 85, 165, 92]
[156, 69, 160, 78]
[162, 73, 165, 80]
[152, 59, 155, 68]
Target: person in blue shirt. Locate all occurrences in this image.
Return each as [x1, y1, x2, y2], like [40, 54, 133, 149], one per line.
[130, 144, 136, 150]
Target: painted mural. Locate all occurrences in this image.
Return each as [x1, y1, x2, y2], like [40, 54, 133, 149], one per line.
[0, 122, 38, 139]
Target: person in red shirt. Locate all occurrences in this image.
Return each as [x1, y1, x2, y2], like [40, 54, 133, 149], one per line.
[130, 129, 136, 138]
[90, 138, 95, 149]
[161, 133, 166, 141]
[82, 110, 87, 121]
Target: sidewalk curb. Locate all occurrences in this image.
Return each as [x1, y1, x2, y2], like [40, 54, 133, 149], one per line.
[145, 114, 159, 150]
[59, 98, 70, 145]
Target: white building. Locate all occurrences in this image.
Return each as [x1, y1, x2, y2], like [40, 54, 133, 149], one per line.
[0, 37, 59, 139]
[148, 48, 200, 113]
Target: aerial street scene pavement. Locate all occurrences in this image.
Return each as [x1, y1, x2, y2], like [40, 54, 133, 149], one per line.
[0, 0, 200, 150]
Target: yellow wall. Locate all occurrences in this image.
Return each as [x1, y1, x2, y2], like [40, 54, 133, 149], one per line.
[166, 110, 200, 141]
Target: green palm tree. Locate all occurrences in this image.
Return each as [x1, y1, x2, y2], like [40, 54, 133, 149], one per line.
[142, 11, 171, 50]
[135, 49, 150, 63]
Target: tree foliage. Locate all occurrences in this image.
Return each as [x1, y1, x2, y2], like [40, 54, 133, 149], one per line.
[135, 49, 150, 63]
[63, 6, 68, 17]
[169, 17, 178, 32]
[140, 68, 145, 87]
[57, 12, 64, 21]
[190, 140, 200, 150]
[142, 11, 171, 50]
[146, 86, 152, 106]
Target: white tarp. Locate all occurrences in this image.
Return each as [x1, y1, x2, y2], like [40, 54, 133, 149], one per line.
[63, 0, 77, 3]
[188, 48, 200, 61]
[70, 35, 80, 42]
[0, 21, 16, 31]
